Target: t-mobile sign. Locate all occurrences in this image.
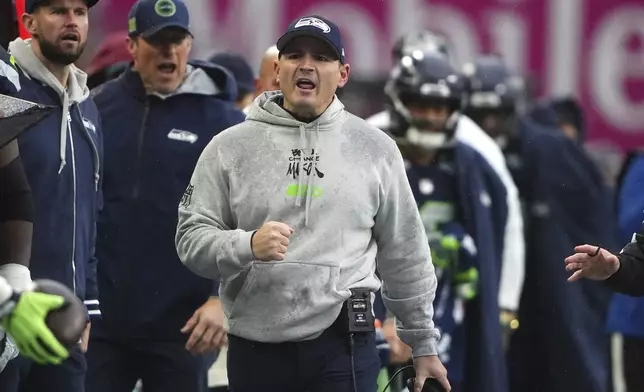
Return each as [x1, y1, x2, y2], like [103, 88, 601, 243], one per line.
[104, 0, 644, 151]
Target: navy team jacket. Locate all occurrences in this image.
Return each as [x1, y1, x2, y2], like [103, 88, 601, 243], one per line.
[91, 61, 246, 341]
[451, 143, 509, 392]
[0, 46, 103, 318]
[507, 115, 615, 392]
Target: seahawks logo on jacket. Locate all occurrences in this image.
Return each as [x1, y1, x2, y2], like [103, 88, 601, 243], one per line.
[82, 117, 96, 134]
[167, 129, 198, 144]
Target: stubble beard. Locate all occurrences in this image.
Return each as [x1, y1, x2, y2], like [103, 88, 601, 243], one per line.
[37, 36, 85, 66]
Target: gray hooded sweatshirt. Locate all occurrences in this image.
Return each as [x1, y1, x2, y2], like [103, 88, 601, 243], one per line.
[175, 91, 439, 356]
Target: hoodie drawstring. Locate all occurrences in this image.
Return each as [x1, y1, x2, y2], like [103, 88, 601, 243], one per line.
[295, 124, 306, 207]
[294, 123, 320, 227]
[58, 92, 69, 174]
[304, 123, 320, 227]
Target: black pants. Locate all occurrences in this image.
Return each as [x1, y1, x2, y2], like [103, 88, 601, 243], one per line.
[85, 334, 212, 392]
[624, 336, 644, 392]
[0, 346, 86, 392]
[227, 314, 381, 392]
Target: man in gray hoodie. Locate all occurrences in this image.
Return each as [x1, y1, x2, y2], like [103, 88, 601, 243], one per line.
[175, 15, 449, 392]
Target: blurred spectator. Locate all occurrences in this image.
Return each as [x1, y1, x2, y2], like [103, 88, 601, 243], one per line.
[551, 97, 585, 142]
[530, 96, 623, 187]
[208, 52, 255, 110]
[254, 45, 279, 97]
[85, 31, 131, 89]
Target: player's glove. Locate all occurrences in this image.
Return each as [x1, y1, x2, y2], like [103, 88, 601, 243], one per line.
[0, 291, 69, 365]
[430, 224, 479, 301]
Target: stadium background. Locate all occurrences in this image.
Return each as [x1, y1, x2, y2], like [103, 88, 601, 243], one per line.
[4, 0, 641, 183]
[89, 0, 643, 148]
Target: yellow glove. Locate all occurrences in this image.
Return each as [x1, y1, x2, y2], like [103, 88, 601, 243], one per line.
[1, 291, 69, 365]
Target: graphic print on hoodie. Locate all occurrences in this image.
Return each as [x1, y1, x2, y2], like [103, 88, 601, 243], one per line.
[176, 91, 441, 357]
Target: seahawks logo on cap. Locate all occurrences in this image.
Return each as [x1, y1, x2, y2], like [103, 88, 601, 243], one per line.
[294, 17, 331, 33]
[154, 0, 176, 17]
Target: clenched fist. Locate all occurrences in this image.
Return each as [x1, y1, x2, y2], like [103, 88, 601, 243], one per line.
[251, 221, 294, 261]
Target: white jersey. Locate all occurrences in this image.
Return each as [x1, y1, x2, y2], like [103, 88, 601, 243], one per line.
[366, 110, 525, 312]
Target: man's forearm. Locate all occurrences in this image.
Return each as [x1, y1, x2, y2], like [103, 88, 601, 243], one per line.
[0, 222, 32, 267]
[381, 281, 439, 357]
[0, 221, 32, 291]
[0, 148, 34, 289]
[0, 153, 34, 268]
[606, 240, 644, 296]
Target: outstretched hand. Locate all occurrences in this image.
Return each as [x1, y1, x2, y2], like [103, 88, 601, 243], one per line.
[564, 244, 620, 282]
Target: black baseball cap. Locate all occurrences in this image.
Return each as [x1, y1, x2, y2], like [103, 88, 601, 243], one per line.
[127, 0, 190, 38]
[208, 53, 255, 94]
[276, 15, 345, 63]
[26, 0, 99, 13]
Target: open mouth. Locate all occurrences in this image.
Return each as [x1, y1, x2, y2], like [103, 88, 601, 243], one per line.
[157, 62, 177, 74]
[296, 77, 316, 91]
[60, 33, 79, 43]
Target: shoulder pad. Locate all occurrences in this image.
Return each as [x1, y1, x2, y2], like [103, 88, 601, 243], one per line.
[0, 47, 21, 93]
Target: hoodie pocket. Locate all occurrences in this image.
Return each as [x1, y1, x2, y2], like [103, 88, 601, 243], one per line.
[226, 261, 347, 341]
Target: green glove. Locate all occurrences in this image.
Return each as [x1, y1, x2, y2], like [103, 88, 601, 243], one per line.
[1, 291, 69, 365]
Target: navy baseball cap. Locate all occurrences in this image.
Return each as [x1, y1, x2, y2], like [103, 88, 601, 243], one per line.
[127, 0, 190, 38]
[26, 0, 99, 13]
[276, 15, 345, 63]
[208, 53, 255, 94]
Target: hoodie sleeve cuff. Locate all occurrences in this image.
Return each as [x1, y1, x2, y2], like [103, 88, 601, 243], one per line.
[234, 230, 257, 267]
[398, 330, 439, 357]
[211, 280, 220, 297]
[84, 299, 101, 319]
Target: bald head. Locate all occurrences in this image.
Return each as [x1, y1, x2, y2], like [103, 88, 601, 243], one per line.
[255, 45, 280, 97]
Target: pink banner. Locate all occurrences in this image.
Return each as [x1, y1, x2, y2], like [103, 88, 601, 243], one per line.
[98, 0, 644, 151]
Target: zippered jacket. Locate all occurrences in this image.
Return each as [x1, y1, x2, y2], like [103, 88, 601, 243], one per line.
[91, 61, 245, 340]
[1, 40, 103, 319]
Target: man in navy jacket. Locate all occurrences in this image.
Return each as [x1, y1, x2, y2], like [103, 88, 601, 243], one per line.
[0, 0, 103, 390]
[86, 0, 245, 391]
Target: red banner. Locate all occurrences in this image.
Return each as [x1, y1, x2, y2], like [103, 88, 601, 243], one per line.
[101, 0, 644, 151]
[15, 0, 30, 39]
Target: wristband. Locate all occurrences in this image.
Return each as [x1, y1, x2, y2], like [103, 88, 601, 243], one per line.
[0, 263, 32, 291]
[250, 230, 258, 259]
[0, 291, 20, 320]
